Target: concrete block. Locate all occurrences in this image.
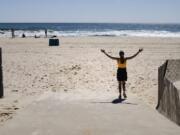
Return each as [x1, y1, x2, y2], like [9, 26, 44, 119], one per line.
[157, 59, 180, 125]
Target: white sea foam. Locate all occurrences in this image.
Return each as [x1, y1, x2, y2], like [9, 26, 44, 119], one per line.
[0, 30, 180, 38]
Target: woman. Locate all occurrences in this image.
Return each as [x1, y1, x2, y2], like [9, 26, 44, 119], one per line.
[101, 48, 143, 99]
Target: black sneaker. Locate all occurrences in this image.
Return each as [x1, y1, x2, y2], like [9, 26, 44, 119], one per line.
[123, 93, 127, 98]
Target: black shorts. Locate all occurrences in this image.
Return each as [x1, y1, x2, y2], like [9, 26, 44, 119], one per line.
[117, 68, 127, 81]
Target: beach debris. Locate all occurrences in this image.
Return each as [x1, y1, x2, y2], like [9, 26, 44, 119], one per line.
[11, 89, 18, 92]
[14, 107, 19, 110]
[0, 112, 13, 117]
[74, 71, 78, 75]
[25, 73, 31, 76]
[139, 76, 144, 80]
[51, 35, 57, 38]
[34, 35, 40, 38]
[0, 104, 19, 124]
[64, 89, 68, 92]
[13, 100, 18, 103]
[52, 89, 56, 92]
[71, 65, 81, 70]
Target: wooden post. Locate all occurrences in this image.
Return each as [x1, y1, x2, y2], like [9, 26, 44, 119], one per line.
[0, 48, 3, 98]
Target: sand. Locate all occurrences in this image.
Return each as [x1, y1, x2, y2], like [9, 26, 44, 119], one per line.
[0, 36, 180, 125]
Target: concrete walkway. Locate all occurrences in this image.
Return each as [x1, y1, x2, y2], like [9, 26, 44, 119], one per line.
[0, 92, 180, 135]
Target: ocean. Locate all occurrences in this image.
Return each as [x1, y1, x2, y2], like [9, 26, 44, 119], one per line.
[0, 23, 180, 38]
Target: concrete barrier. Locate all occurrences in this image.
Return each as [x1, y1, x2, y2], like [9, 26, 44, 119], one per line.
[156, 59, 180, 125]
[0, 48, 3, 98]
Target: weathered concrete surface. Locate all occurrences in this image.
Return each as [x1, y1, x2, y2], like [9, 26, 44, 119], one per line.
[157, 59, 180, 125]
[0, 92, 180, 135]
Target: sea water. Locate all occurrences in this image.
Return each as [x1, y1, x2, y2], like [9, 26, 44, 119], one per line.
[0, 23, 180, 38]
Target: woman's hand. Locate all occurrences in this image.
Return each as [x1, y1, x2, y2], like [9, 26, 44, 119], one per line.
[139, 48, 143, 53]
[101, 49, 105, 53]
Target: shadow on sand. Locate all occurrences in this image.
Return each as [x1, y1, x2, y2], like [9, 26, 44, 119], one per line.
[91, 98, 137, 105]
[112, 98, 126, 104]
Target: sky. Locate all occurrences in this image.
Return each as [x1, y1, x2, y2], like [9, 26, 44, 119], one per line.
[0, 0, 180, 23]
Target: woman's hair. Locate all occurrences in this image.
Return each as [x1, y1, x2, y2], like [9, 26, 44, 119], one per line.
[119, 51, 125, 63]
[119, 51, 124, 56]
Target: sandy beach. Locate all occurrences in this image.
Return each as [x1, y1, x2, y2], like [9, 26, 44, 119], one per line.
[0, 36, 180, 125]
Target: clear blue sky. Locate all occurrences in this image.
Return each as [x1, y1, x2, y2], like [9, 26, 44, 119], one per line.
[0, 0, 179, 23]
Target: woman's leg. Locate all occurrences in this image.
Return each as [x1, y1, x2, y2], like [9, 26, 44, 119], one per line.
[122, 81, 127, 98]
[118, 81, 122, 99]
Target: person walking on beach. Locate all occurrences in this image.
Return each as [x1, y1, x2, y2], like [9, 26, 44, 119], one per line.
[45, 29, 47, 38]
[101, 48, 143, 99]
[11, 28, 15, 38]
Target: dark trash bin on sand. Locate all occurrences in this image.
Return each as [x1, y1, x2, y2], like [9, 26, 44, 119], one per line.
[49, 39, 59, 46]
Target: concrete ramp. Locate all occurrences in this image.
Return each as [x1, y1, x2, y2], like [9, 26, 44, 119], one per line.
[0, 92, 180, 135]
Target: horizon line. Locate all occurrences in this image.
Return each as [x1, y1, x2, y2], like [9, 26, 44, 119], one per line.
[0, 22, 180, 25]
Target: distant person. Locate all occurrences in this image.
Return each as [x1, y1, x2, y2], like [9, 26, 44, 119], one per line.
[11, 28, 15, 38]
[45, 29, 47, 38]
[101, 48, 143, 99]
[22, 33, 26, 38]
[51, 35, 57, 38]
[35, 35, 40, 38]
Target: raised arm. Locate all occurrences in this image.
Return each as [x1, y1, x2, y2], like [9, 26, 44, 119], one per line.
[101, 49, 118, 60]
[126, 48, 143, 60]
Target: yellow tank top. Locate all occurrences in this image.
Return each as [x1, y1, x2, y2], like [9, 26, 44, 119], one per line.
[117, 59, 126, 68]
